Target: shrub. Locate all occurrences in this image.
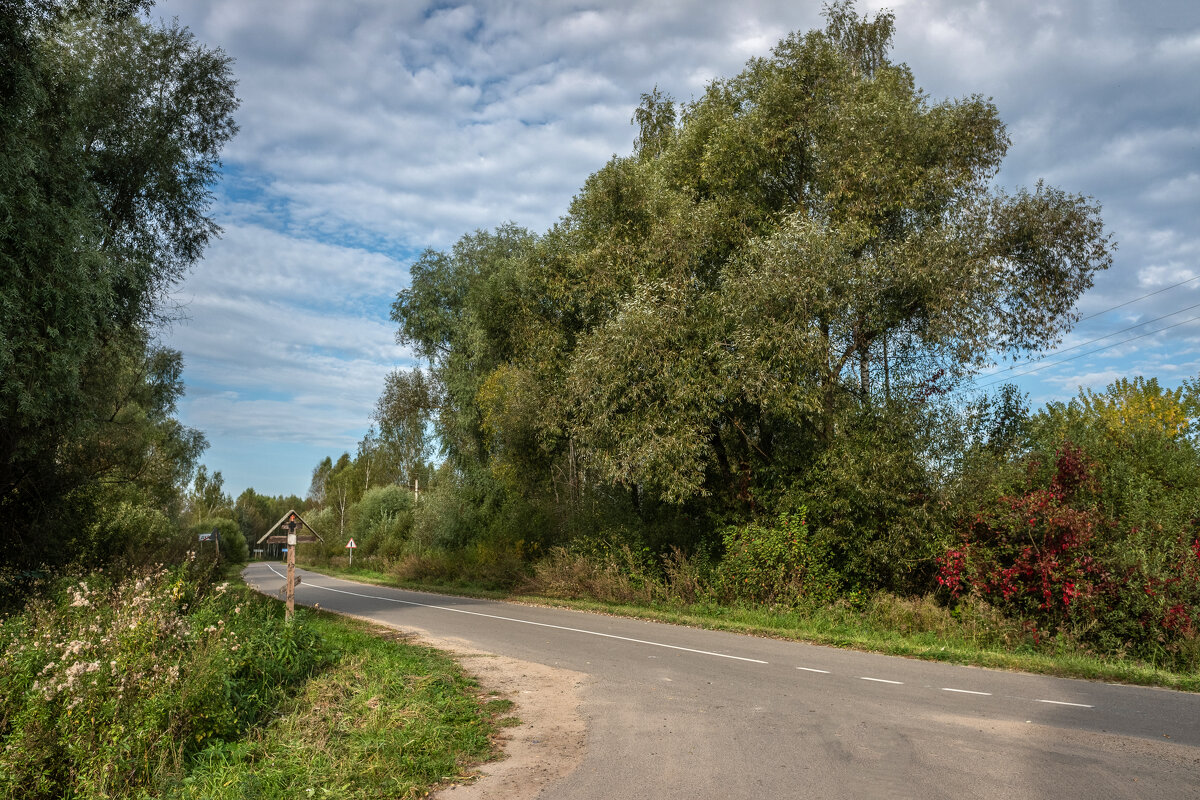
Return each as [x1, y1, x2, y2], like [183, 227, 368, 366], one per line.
[348, 485, 413, 560]
[714, 510, 839, 607]
[939, 441, 1200, 668]
[524, 543, 663, 605]
[793, 404, 951, 595]
[938, 445, 1112, 635]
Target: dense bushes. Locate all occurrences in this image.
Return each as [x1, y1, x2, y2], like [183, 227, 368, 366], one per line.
[714, 512, 840, 607]
[940, 411, 1200, 671]
[0, 561, 325, 799]
[349, 485, 413, 560]
[939, 445, 1114, 635]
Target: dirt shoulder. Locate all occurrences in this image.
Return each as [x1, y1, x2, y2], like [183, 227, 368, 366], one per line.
[419, 630, 589, 800]
[313, 608, 589, 800]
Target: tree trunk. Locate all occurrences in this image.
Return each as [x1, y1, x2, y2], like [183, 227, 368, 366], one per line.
[856, 321, 871, 401]
[821, 321, 835, 442]
[883, 331, 890, 403]
[711, 422, 734, 496]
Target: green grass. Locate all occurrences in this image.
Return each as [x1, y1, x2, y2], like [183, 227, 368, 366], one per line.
[171, 593, 514, 799]
[303, 561, 1200, 693]
[0, 564, 512, 800]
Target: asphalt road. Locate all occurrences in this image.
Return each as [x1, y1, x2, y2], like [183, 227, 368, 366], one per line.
[243, 562, 1200, 799]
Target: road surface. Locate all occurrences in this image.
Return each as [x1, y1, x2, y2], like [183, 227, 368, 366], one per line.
[243, 562, 1200, 799]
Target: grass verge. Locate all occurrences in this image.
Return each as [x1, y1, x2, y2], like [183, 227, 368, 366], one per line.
[172, 584, 514, 799]
[302, 561, 1200, 693]
[0, 563, 511, 800]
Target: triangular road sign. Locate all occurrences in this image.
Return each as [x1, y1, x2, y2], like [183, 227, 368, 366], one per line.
[345, 538, 357, 549]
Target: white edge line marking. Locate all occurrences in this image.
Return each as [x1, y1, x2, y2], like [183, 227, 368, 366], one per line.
[860, 676, 903, 684]
[942, 688, 992, 696]
[263, 565, 768, 664]
[1034, 699, 1094, 708]
[797, 667, 831, 673]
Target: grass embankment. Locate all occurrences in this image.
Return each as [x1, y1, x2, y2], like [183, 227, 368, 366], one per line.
[178, 610, 513, 799]
[0, 562, 511, 800]
[305, 561, 1200, 693]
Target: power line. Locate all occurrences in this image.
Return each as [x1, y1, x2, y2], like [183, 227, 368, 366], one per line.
[980, 299, 1200, 379]
[975, 313, 1200, 390]
[1077, 274, 1200, 322]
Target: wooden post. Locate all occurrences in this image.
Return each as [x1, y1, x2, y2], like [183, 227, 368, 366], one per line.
[254, 510, 324, 621]
[285, 523, 296, 621]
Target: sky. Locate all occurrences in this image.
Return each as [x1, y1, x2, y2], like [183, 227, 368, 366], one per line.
[157, 0, 1200, 498]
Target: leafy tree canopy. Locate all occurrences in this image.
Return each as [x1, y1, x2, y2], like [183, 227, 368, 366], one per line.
[0, 0, 237, 572]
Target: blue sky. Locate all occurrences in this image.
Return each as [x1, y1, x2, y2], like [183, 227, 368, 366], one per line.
[158, 0, 1200, 497]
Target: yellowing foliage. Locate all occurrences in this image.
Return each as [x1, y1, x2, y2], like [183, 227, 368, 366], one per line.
[1078, 377, 1194, 442]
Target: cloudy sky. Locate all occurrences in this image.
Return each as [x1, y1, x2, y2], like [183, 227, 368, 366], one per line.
[157, 0, 1200, 497]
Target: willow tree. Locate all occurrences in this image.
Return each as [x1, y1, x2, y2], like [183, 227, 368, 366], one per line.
[563, 2, 1111, 506]
[389, 3, 1112, 580]
[0, 2, 237, 572]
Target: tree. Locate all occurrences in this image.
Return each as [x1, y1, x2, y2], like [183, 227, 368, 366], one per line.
[372, 369, 438, 485]
[189, 466, 232, 521]
[0, 1, 237, 572]
[324, 453, 360, 538]
[308, 456, 333, 506]
[561, 2, 1111, 504]
[386, 3, 1113, 588]
[391, 225, 536, 476]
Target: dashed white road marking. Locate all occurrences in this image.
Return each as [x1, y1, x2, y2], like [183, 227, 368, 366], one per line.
[263, 565, 769, 664]
[1035, 699, 1094, 708]
[254, 566, 1104, 712]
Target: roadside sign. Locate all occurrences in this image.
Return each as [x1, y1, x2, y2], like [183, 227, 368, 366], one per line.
[198, 532, 214, 542]
[345, 539, 356, 549]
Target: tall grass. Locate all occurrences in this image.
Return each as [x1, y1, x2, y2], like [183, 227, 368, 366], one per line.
[173, 616, 508, 799]
[0, 560, 324, 800]
[0, 559, 509, 799]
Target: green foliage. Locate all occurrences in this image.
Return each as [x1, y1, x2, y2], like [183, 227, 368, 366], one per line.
[348, 485, 413, 560]
[190, 518, 248, 565]
[0, 563, 324, 800]
[305, 5, 1200, 676]
[372, 369, 438, 487]
[374, 2, 1110, 585]
[715, 511, 840, 607]
[793, 403, 951, 594]
[0, 1, 237, 575]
